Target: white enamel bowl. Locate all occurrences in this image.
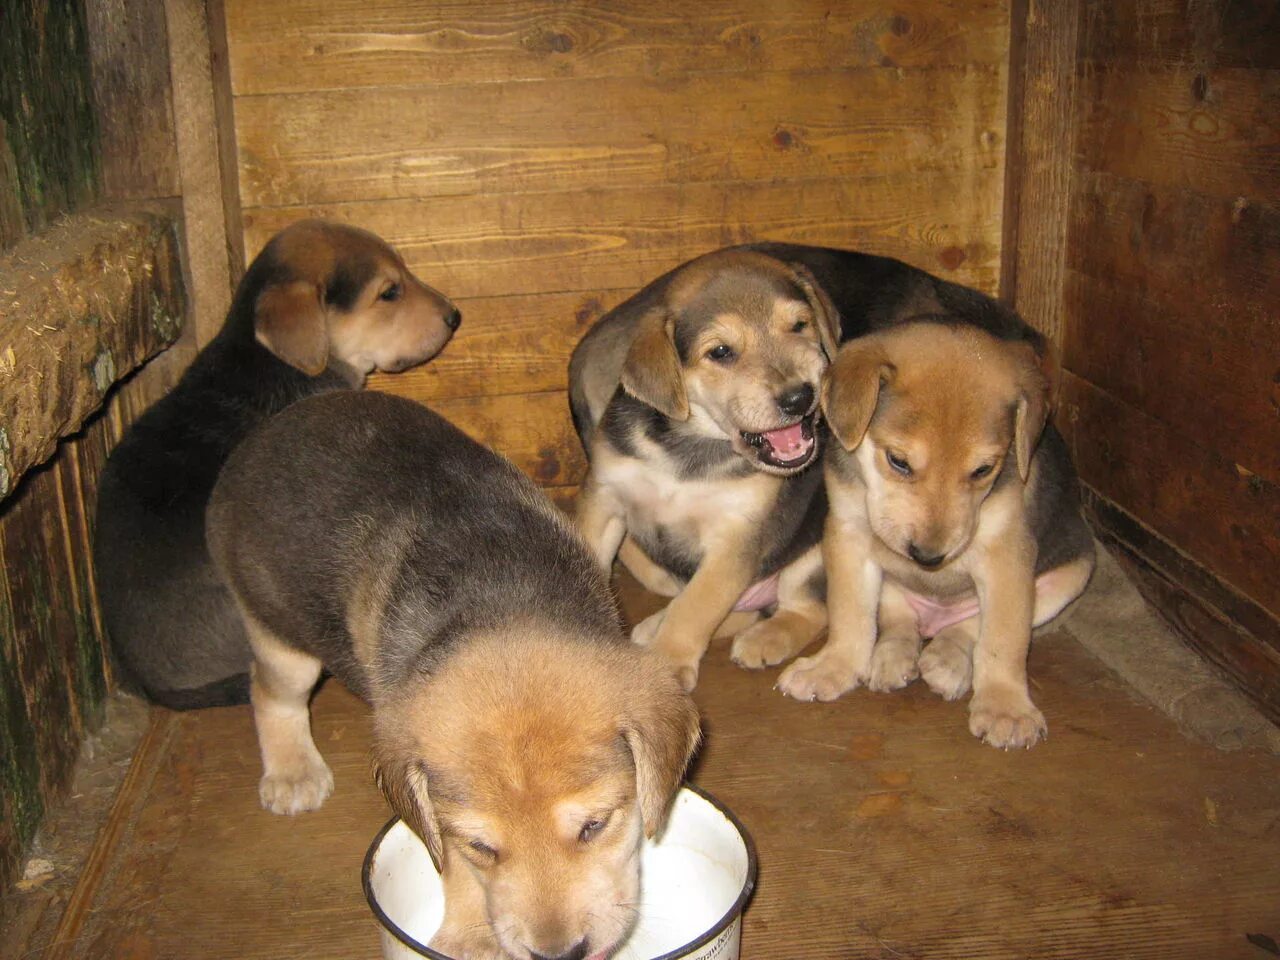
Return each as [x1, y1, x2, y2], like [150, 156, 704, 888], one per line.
[364, 786, 757, 960]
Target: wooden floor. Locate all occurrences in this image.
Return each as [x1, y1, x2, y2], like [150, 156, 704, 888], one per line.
[25, 580, 1280, 960]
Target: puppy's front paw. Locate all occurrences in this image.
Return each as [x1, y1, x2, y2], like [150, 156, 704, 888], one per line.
[969, 686, 1046, 750]
[730, 618, 806, 669]
[259, 757, 334, 815]
[777, 653, 863, 702]
[919, 638, 973, 700]
[630, 609, 666, 648]
[868, 638, 920, 692]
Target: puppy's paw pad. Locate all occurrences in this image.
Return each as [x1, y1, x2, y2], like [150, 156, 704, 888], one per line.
[868, 642, 920, 692]
[259, 761, 334, 815]
[777, 655, 861, 702]
[969, 693, 1046, 750]
[919, 643, 973, 701]
[730, 622, 803, 669]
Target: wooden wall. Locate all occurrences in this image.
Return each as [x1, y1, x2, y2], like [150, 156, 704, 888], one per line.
[221, 0, 1012, 498]
[1009, 0, 1280, 722]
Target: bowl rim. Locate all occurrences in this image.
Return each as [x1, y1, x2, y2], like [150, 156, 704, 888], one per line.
[363, 782, 759, 960]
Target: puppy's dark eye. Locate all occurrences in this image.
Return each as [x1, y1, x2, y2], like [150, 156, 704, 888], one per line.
[468, 838, 498, 859]
[378, 282, 402, 302]
[886, 451, 913, 477]
[791, 320, 808, 333]
[707, 344, 735, 363]
[970, 463, 995, 480]
[578, 817, 608, 843]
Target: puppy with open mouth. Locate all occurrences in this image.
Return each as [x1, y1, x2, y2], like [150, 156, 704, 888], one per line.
[569, 249, 840, 690]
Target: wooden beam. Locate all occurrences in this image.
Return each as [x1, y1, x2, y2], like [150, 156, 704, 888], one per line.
[165, 0, 236, 346]
[1000, 0, 1081, 353]
[0, 207, 185, 498]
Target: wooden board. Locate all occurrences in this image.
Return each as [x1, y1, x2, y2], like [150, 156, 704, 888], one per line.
[1077, 0, 1280, 70]
[242, 173, 1003, 300]
[1057, 371, 1279, 621]
[233, 66, 1005, 207]
[31, 576, 1280, 960]
[224, 0, 1009, 94]
[1085, 490, 1280, 725]
[1075, 65, 1279, 203]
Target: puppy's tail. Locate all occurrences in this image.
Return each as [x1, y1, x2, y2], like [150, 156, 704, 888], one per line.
[147, 672, 251, 711]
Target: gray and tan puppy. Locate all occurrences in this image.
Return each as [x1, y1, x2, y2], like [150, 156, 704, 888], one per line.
[207, 391, 699, 960]
[784, 322, 1094, 748]
[569, 249, 842, 691]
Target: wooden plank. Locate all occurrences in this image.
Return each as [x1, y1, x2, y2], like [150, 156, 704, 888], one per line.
[233, 65, 1006, 207]
[224, 0, 1009, 95]
[165, 0, 236, 347]
[1000, 0, 1081, 350]
[85, 0, 181, 200]
[372, 387, 588, 487]
[1084, 489, 1280, 726]
[1062, 271, 1280, 482]
[1057, 370, 1280, 620]
[0, 0, 98, 247]
[1076, 65, 1280, 202]
[242, 171, 1005, 299]
[1066, 170, 1279, 354]
[1078, 0, 1280, 70]
[0, 461, 99, 886]
[208, 0, 248, 288]
[0, 208, 186, 499]
[367, 288, 625, 403]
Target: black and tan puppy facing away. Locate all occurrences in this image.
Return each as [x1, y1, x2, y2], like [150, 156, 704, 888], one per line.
[206, 391, 700, 960]
[786, 321, 1094, 749]
[569, 249, 842, 691]
[95, 220, 459, 710]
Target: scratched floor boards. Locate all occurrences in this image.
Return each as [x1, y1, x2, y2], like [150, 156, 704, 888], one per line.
[28, 577, 1280, 960]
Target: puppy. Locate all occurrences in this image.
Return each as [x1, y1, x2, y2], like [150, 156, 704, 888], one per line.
[781, 321, 1094, 748]
[207, 391, 700, 960]
[569, 248, 842, 691]
[95, 219, 459, 710]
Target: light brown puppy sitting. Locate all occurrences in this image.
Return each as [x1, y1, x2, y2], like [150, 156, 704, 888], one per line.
[780, 322, 1094, 749]
[208, 392, 699, 960]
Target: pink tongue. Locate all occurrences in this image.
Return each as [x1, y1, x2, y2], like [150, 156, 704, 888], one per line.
[763, 422, 807, 458]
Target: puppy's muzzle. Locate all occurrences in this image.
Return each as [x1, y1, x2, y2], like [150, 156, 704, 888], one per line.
[907, 543, 947, 569]
[529, 940, 590, 960]
[739, 382, 820, 471]
[444, 306, 463, 330]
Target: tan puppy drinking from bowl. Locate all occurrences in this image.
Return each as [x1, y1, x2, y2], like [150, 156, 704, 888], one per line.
[207, 391, 700, 960]
[779, 322, 1094, 748]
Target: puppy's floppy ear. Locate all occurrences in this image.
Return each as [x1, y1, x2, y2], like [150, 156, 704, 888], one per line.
[1011, 342, 1050, 483]
[254, 281, 329, 375]
[620, 654, 701, 838]
[621, 307, 689, 421]
[821, 338, 894, 451]
[373, 749, 444, 872]
[788, 262, 841, 361]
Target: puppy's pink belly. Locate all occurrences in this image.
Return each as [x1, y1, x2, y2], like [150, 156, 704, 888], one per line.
[734, 572, 780, 611]
[902, 590, 981, 638]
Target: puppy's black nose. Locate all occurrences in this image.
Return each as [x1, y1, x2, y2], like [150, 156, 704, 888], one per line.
[530, 941, 588, 960]
[907, 543, 946, 569]
[444, 306, 462, 330]
[776, 382, 815, 417]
